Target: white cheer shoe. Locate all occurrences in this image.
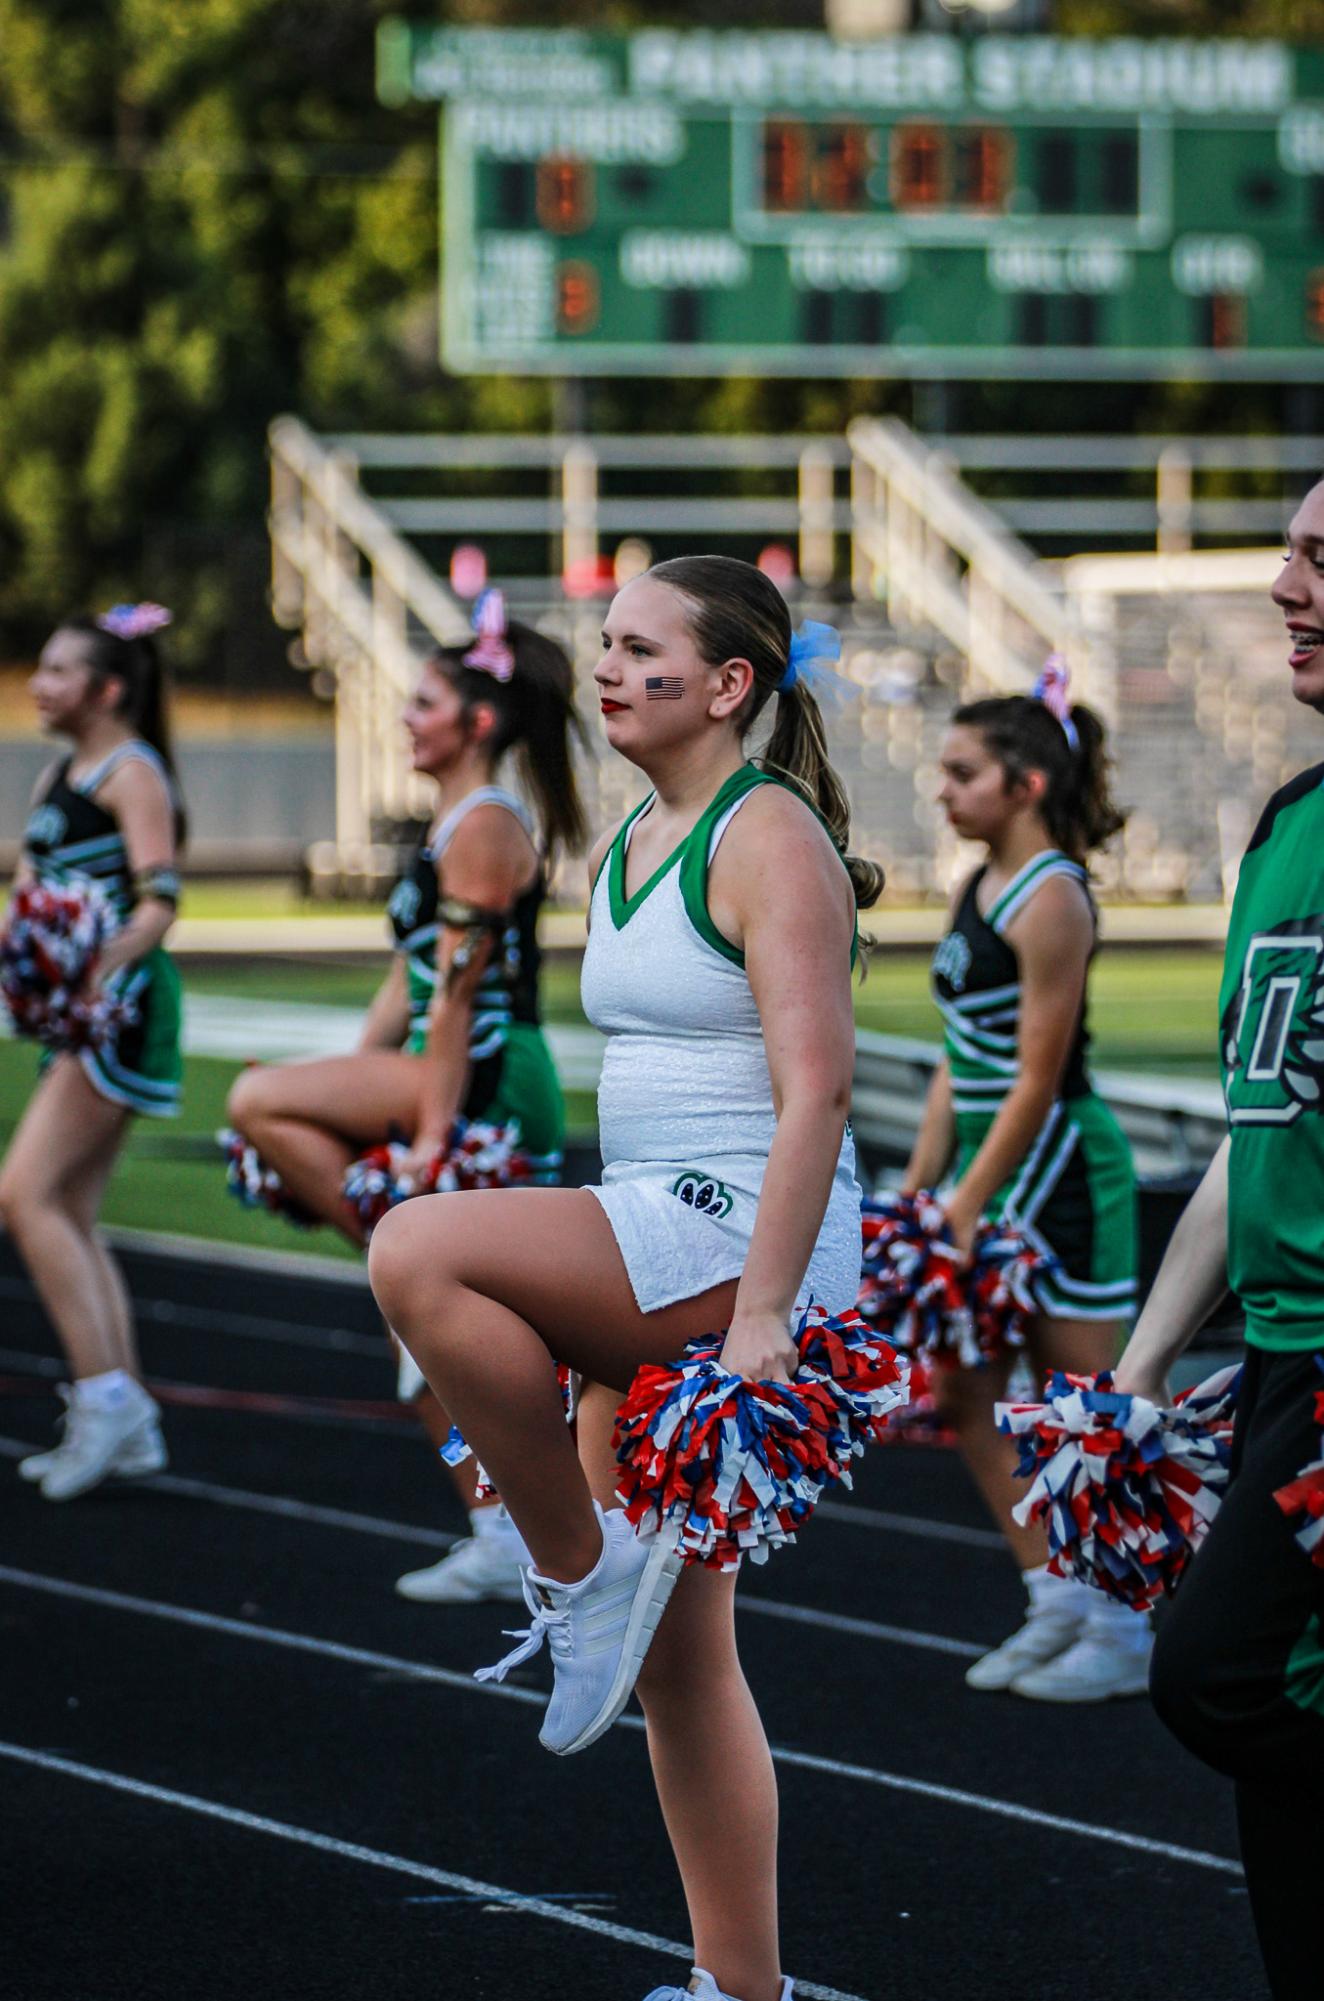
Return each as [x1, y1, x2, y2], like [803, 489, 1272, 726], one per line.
[19, 1383, 167, 1501]
[643, 1971, 795, 2000]
[476, 1501, 682, 1756]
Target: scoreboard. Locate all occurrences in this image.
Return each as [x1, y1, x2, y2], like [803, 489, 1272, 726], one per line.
[377, 23, 1324, 379]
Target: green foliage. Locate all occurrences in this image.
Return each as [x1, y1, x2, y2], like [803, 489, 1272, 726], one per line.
[0, 0, 1312, 677]
[0, 0, 453, 671]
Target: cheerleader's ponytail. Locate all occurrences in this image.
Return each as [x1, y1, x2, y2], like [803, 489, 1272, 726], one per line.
[648, 555, 885, 911]
[61, 608, 187, 846]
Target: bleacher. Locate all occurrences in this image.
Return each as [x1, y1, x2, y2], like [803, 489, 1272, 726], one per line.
[268, 414, 1302, 906]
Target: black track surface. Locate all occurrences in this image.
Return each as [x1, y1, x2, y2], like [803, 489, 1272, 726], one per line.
[1, 1235, 1263, 2001]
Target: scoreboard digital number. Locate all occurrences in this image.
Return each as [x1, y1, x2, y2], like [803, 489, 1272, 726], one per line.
[377, 22, 1324, 378]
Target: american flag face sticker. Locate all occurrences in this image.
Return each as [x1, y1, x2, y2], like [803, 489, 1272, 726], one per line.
[645, 676, 684, 700]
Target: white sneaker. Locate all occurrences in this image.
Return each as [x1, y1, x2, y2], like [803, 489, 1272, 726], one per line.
[643, 1972, 795, 2000]
[20, 1397, 168, 1485]
[476, 1502, 683, 1757]
[964, 1607, 1084, 1692]
[1010, 1629, 1153, 1703]
[34, 1387, 166, 1502]
[396, 1530, 527, 1604]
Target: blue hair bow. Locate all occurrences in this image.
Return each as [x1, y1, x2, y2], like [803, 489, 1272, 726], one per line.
[780, 620, 858, 712]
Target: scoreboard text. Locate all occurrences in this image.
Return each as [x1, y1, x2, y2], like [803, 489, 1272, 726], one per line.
[377, 24, 1324, 378]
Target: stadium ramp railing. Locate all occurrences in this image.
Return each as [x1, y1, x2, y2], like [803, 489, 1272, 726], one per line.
[268, 416, 472, 859]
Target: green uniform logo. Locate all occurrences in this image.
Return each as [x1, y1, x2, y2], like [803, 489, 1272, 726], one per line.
[388, 879, 422, 932]
[671, 1169, 733, 1219]
[932, 931, 972, 993]
[24, 804, 65, 848]
[1222, 920, 1324, 1126]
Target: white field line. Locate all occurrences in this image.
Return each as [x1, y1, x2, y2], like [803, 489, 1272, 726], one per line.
[0, 1439, 458, 1553]
[0, 1565, 1240, 1879]
[0, 1438, 979, 1657]
[0, 1278, 385, 1359]
[0, 1740, 871, 2001]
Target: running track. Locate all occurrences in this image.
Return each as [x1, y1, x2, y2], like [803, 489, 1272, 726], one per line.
[1, 1234, 1263, 2001]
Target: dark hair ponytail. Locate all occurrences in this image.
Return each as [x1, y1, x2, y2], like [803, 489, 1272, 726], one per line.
[952, 693, 1126, 862]
[648, 554, 885, 910]
[432, 619, 588, 862]
[60, 616, 187, 846]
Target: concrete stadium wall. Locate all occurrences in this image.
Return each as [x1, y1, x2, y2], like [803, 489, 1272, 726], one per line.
[0, 736, 335, 872]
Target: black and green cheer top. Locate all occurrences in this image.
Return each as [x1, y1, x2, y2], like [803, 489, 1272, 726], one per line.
[931, 849, 1093, 1128]
[23, 741, 178, 920]
[385, 785, 544, 1061]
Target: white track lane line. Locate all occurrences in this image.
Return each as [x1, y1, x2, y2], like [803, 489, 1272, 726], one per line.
[815, 1498, 1004, 1550]
[0, 1565, 1240, 1878]
[0, 1408, 996, 1544]
[0, 1740, 871, 2001]
[0, 1437, 983, 1659]
[0, 1282, 386, 1359]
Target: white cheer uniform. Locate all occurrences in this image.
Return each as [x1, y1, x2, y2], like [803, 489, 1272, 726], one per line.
[580, 764, 862, 1316]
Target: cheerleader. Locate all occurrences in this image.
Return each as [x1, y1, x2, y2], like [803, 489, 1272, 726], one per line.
[1119, 479, 1324, 2001]
[1, 605, 184, 1501]
[369, 556, 882, 2001]
[904, 675, 1149, 1700]
[226, 598, 585, 1603]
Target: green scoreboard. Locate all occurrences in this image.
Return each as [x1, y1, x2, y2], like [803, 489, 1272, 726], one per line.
[377, 23, 1324, 379]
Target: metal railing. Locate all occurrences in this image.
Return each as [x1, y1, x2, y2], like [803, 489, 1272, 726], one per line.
[849, 1031, 1224, 1178]
[268, 411, 1290, 891]
[924, 433, 1324, 551]
[324, 430, 853, 587]
[846, 415, 1104, 712]
[268, 416, 471, 855]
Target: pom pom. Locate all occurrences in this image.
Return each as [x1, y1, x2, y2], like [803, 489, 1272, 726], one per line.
[612, 1305, 910, 1570]
[999, 1364, 1241, 1611]
[439, 1360, 577, 1504]
[857, 1189, 1054, 1368]
[217, 1128, 317, 1228]
[1272, 1360, 1324, 1566]
[0, 879, 139, 1051]
[342, 1118, 540, 1238]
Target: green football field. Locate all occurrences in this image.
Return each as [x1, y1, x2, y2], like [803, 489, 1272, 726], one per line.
[0, 944, 1224, 1260]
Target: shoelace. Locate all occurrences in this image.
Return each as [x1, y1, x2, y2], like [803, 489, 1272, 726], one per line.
[473, 1577, 572, 1685]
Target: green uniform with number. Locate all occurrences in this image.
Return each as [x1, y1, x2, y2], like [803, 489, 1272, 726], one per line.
[1221, 760, 1324, 1352]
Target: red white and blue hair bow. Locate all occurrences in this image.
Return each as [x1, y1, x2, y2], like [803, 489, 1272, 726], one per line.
[1031, 652, 1079, 751]
[97, 603, 173, 641]
[779, 620, 857, 712]
[462, 588, 515, 684]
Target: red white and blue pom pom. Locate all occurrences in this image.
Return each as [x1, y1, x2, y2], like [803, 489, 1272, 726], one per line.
[612, 1304, 909, 1570]
[342, 1118, 540, 1238]
[0, 879, 138, 1051]
[218, 1128, 317, 1228]
[857, 1189, 1055, 1368]
[999, 1364, 1241, 1610]
[440, 1361, 576, 1503]
[1273, 1359, 1324, 1565]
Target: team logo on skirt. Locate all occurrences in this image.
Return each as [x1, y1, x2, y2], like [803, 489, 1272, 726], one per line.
[671, 1169, 733, 1219]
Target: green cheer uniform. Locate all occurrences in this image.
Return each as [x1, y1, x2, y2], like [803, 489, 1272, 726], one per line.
[385, 785, 564, 1174]
[1220, 761, 1324, 1352]
[21, 741, 182, 1118]
[931, 847, 1137, 1321]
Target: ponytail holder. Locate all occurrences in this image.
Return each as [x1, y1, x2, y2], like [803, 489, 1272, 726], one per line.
[462, 588, 515, 684]
[780, 620, 858, 713]
[1031, 653, 1080, 752]
[97, 602, 173, 641]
